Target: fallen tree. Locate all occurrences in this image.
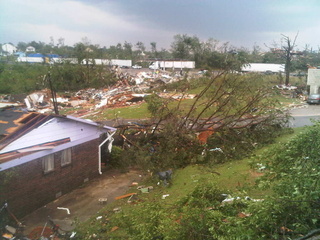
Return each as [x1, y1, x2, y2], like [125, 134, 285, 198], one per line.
[110, 71, 290, 171]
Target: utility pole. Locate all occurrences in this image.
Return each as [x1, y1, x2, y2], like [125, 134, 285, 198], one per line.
[45, 72, 59, 115]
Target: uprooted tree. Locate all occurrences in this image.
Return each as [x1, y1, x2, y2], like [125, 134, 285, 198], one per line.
[146, 70, 289, 133]
[114, 71, 289, 172]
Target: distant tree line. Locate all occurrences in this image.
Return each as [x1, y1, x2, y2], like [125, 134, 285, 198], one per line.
[2, 34, 320, 70]
[1, 33, 320, 94]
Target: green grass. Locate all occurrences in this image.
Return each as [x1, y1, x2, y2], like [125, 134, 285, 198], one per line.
[91, 103, 151, 121]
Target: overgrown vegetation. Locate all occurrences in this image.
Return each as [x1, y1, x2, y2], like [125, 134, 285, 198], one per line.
[0, 62, 118, 94]
[0, 63, 47, 93]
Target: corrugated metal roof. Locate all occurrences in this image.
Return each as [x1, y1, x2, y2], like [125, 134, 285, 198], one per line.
[0, 112, 116, 167]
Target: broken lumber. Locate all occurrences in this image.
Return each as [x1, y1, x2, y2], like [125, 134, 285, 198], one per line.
[115, 193, 137, 200]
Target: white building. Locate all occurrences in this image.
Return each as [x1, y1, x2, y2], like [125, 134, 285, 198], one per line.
[26, 46, 36, 52]
[307, 68, 320, 94]
[1, 43, 17, 55]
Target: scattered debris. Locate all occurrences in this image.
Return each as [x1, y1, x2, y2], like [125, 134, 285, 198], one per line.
[280, 226, 294, 234]
[238, 212, 252, 218]
[57, 207, 70, 215]
[209, 147, 223, 152]
[221, 197, 241, 205]
[221, 195, 264, 206]
[256, 163, 266, 171]
[110, 226, 119, 232]
[113, 207, 121, 213]
[197, 128, 214, 144]
[98, 198, 108, 204]
[0, 69, 196, 117]
[126, 193, 143, 204]
[115, 193, 137, 200]
[162, 194, 170, 199]
[275, 84, 297, 91]
[137, 186, 153, 193]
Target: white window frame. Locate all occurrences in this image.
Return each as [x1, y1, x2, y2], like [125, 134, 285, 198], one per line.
[43, 154, 54, 173]
[61, 148, 72, 166]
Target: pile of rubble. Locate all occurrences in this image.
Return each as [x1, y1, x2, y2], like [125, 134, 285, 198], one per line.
[0, 69, 196, 117]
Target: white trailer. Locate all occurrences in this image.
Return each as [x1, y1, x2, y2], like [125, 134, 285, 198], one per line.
[16, 57, 132, 67]
[241, 63, 285, 74]
[110, 59, 132, 67]
[17, 57, 44, 63]
[149, 60, 195, 70]
[81, 59, 132, 67]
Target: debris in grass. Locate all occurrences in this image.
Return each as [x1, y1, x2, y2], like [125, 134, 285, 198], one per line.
[257, 163, 266, 171]
[137, 186, 153, 193]
[113, 207, 121, 213]
[115, 193, 137, 200]
[110, 226, 119, 232]
[162, 194, 170, 199]
[57, 207, 70, 214]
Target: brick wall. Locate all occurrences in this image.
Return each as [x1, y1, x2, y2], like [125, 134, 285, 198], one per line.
[0, 138, 101, 218]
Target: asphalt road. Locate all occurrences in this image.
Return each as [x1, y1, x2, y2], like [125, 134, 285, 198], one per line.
[289, 103, 320, 127]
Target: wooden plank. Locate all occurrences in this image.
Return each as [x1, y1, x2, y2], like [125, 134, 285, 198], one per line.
[115, 193, 136, 200]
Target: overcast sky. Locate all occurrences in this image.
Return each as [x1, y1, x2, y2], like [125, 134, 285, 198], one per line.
[1, 0, 320, 51]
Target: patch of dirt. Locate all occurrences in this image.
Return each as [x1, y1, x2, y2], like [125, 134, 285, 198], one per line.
[249, 170, 265, 177]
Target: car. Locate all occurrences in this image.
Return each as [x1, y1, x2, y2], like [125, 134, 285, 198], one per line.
[132, 65, 142, 69]
[197, 69, 208, 75]
[307, 94, 320, 104]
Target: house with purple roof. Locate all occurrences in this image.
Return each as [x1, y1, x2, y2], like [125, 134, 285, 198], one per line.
[0, 111, 116, 217]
